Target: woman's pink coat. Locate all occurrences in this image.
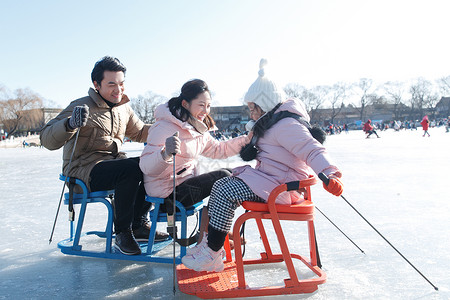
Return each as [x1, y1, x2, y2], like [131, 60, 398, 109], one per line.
[140, 103, 248, 198]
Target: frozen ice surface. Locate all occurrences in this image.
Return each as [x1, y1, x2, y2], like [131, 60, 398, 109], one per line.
[0, 128, 449, 299]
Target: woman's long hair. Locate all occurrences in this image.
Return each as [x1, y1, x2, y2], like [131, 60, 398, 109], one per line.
[167, 79, 215, 129]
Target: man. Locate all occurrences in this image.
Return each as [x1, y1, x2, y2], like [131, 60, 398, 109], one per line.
[41, 56, 168, 255]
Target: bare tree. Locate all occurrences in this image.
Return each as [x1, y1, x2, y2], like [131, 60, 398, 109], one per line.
[130, 91, 166, 124]
[283, 83, 326, 122]
[424, 92, 440, 119]
[0, 87, 43, 137]
[437, 75, 450, 95]
[383, 81, 406, 120]
[327, 83, 348, 124]
[283, 82, 306, 99]
[308, 85, 330, 124]
[409, 77, 433, 120]
[352, 78, 374, 121]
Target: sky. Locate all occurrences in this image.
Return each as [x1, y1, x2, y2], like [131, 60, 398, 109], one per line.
[1, 0, 450, 108]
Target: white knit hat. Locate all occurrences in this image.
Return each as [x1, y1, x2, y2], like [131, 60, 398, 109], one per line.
[244, 58, 283, 112]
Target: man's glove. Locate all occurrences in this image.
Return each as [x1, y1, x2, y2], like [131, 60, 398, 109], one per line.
[68, 105, 89, 130]
[162, 132, 181, 160]
[322, 173, 343, 196]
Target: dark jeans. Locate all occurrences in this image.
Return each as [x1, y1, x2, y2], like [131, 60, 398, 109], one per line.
[89, 157, 151, 233]
[161, 168, 232, 213]
[367, 130, 379, 137]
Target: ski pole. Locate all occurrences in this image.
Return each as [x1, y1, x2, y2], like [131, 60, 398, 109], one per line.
[172, 153, 177, 295]
[49, 129, 80, 244]
[318, 173, 438, 291]
[315, 206, 365, 254]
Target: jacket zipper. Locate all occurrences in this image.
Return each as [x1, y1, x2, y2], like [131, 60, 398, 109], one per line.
[110, 107, 114, 137]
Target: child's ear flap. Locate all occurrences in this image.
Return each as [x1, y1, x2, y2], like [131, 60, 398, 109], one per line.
[309, 126, 326, 144]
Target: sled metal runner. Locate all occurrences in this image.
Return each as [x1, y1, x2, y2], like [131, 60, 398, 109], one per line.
[177, 176, 326, 298]
[57, 174, 204, 263]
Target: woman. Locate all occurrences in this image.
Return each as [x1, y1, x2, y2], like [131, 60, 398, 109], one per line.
[139, 79, 250, 243]
[181, 59, 344, 272]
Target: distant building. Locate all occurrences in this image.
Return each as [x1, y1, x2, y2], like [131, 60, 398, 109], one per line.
[210, 105, 250, 132]
[436, 97, 450, 118]
[0, 108, 62, 136]
[209, 100, 441, 132]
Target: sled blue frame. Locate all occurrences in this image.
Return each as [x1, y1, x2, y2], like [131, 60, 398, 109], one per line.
[57, 175, 204, 263]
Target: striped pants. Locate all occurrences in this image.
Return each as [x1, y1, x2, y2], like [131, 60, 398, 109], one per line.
[208, 176, 265, 233]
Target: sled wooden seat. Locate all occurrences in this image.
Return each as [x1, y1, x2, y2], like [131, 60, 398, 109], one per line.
[177, 175, 326, 298]
[57, 175, 204, 263]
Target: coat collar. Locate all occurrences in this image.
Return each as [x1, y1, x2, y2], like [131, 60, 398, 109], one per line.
[88, 87, 130, 108]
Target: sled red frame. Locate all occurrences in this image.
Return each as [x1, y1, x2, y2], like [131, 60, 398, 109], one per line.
[177, 175, 326, 298]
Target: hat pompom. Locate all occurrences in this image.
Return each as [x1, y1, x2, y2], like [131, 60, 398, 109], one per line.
[258, 58, 268, 77]
[259, 58, 268, 69]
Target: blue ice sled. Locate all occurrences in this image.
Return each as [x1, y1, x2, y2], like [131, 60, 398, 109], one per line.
[57, 174, 204, 263]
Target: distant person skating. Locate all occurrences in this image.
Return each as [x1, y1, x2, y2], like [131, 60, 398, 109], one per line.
[393, 120, 401, 132]
[420, 115, 431, 137]
[363, 119, 380, 138]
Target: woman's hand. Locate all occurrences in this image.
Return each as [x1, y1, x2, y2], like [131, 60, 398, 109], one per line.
[162, 132, 181, 160]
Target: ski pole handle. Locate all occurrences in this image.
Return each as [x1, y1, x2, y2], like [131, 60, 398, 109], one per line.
[318, 172, 329, 185]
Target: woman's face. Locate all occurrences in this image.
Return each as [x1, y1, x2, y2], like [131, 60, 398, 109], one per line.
[247, 102, 264, 120]
[182, 91, 211, 121]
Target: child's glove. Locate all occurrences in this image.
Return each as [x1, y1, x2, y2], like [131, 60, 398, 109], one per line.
[322, 173, 343, 197]
[68, 105, 89, 130]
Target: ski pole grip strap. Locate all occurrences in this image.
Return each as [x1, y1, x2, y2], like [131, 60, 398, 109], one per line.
[165, 226, 199, 247]
[68, 177, 76, 212]
[164, 197, 175, 216]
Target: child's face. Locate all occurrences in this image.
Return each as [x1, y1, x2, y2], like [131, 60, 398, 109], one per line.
[247, 102, 264, 120]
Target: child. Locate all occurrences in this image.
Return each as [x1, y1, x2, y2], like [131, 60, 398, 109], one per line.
[420, 115, 431, 137]
[181, 59, 343, 272]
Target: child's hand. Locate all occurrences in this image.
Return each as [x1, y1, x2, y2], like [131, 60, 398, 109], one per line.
[322, 173, 343, 197]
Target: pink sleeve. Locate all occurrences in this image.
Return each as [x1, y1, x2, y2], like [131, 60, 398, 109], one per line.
[274, 119, 339, 175]
[201, 133, 249, 159]
[139, 123, 172, 176]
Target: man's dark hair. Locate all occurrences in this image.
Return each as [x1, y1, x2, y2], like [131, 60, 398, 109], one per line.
[91, 56, 127, 85]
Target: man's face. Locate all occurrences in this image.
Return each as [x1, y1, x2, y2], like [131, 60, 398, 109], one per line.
[93, 71, 125, 103]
